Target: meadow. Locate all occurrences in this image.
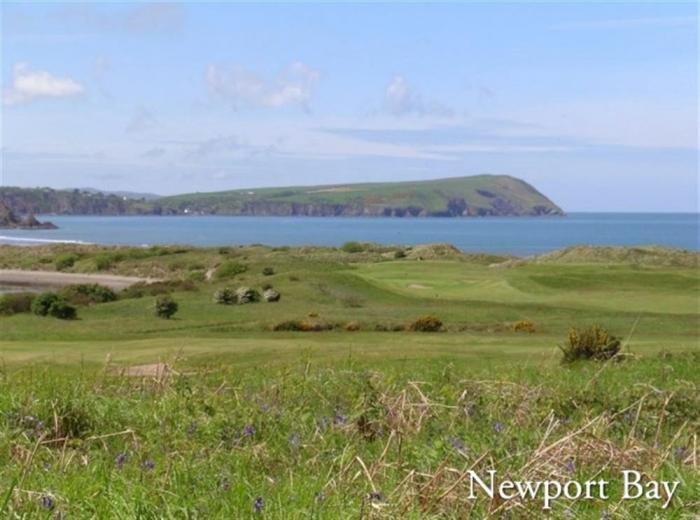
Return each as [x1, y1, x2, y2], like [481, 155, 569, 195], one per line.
[0, 243, 698, 518]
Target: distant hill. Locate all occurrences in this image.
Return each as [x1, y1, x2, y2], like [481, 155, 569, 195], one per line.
[0, 175, 563, 217]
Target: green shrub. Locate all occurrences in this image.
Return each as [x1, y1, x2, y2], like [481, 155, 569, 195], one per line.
[341, 241, 364, 254]
[394, 249, 407, 259]
[262, 267, 275, 276]
[32, 292, 61, 316]
[213, 261, 247, 280]
[559, 325, 621, 363]
[408, 315, 443, 332]
[31, 292, 77, 319]
[154, 295, 178, 319]
[48, 300, 78, 320]
[214, 288, 237, 305]
[54, 253, 79, 271]
[60, 284, 116, 305]
[0, 292, 36, 315]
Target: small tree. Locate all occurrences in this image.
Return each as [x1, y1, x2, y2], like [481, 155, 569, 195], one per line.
[155, 295, 178, 319]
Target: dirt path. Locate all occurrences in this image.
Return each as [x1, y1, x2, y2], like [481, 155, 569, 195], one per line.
[0, 269, 156, 290]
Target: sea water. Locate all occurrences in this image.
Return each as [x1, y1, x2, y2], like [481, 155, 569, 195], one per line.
[0, 213, 697, 256]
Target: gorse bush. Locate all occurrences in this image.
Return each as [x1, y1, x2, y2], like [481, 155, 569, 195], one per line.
[408, 315, 443, 332]
[341, 241, 365, 254]
[513, 320, 536, 333]
[0, 292, 36, 315]
[559, 325, 621, 363]
[60, 284, 117, 305]
[154, 296, 178, 319]
[54, 253, 79, 271]
[31, 292, 77, 320]
[213, 261, 247, 280]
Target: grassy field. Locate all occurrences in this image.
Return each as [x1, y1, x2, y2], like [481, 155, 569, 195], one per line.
[0, 243, 698, 518]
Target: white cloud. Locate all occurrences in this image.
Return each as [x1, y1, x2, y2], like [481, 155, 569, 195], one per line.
[206, 61, 320, 110]
[384, 75, 453, 117]
[2, 63, 84, 106]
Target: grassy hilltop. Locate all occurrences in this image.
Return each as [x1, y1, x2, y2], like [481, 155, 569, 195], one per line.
[0, 174, 563, 217]
[0, 243, 697, 517]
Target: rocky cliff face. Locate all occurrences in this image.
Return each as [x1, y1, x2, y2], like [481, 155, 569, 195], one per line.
[0, 201, 57, 229]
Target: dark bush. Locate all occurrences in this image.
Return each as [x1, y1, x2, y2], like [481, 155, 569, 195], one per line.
[394, 250, 407, 259]
[0, 292, 36, 315]
[261, 283, 273, 291]
[31, 292, 77, 320]
[560, 325, 621, 363]
[48, 300, 77, 320]
[214, 288, 237, 305]
[262, 267, 275, 276]
[155, 295, 178, 319]
[31, 292, 62, 316]
[408, 315, 443, 332]
[341, 241, 364, 254]
[60, 284, 116, 305]
[54, 253, 79, 271]
[213, 261, 247, 280]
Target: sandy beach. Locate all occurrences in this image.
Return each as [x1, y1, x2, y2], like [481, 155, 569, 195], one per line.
[0, 269, 155, 290]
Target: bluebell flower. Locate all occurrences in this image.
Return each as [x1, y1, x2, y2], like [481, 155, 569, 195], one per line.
[253, 496, 264, 513]
[115, 453, 127, 468]
[40, 495, 55, 511]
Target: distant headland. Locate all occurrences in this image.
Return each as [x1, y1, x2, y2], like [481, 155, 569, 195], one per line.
[0, 174, 563, 218]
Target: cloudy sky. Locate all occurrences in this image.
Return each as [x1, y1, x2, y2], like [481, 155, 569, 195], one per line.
[1, 2, 697, 211]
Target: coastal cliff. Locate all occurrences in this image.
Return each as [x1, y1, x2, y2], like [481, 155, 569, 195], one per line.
[0, 175, 563, 218]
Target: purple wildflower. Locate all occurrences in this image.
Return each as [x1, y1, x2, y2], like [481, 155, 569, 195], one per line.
[40, 495, 55, 511]
[494, 422, 504, 434]
[334, 409, 347, 425]
[253, 496, 264, 513]
[316, 416, 330, 432]
[565, 459, 576, 474]
[114, 453, 127, 468]
[449, 437, 466, 453]
[601, 512, 612, 520]
[186, 421, 198, 436]
[143, 460, 155, 471]
[673, 446, 687, 462]
[243, 424, 256, 437]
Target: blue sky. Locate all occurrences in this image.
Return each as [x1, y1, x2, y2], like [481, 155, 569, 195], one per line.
[1, 1, 697, 211]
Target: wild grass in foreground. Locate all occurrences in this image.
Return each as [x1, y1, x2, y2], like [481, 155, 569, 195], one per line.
[1, 354, 698, 519]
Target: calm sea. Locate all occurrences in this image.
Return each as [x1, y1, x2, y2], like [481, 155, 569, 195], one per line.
[0, 213, 697, 256]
